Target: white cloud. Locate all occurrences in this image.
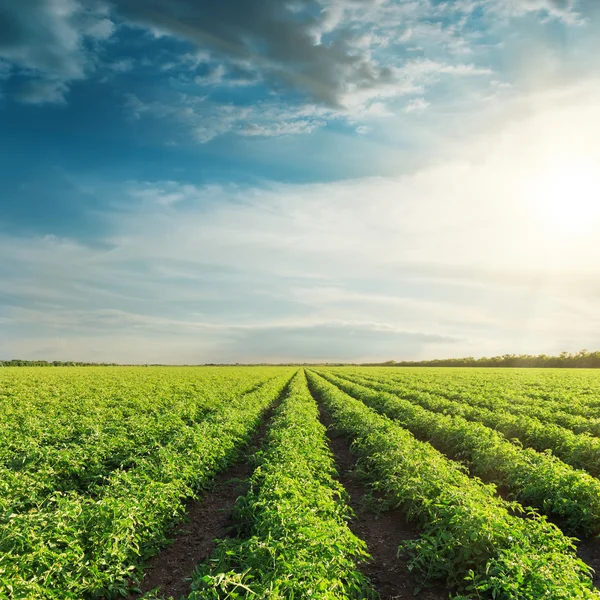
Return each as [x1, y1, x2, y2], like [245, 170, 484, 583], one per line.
[124, 57, 492, 142]
[127, 180, 204, 206]
[108, 58, 135, 73]
[486, 0, 584, 24]
[125, 93, 340, 142]
[396, 21, 475, 56]
[404, 97, 430, 113]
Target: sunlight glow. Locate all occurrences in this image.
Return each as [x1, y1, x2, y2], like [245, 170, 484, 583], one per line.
[534, 164, 600, 233]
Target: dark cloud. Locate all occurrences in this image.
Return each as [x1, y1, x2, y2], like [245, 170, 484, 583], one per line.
[0, 0, 84, 77]
[111, 0, 395, 107]
[0, 0, 582, 110]
[0, 0, 114, 103]
[0, 0, 114, 77]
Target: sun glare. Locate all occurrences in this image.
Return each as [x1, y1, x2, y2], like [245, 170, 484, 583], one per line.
[534, 164, 600, 232]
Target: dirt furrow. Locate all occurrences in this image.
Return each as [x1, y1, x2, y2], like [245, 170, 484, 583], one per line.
[317, 405, 449, 600]
[579, 537, 600, 589]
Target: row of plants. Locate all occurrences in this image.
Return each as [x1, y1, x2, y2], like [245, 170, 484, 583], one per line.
[354, 369, 600, 438]
[306, 371, 599, 600]
[187, 370, 375, 599]
[0, 368, 296, 599]
[318, 370, 600, 535]
[0, 367, 271, 456]
[334, 370, 600, 478]
[354, 367, 600, 420]
[0, 368, 273, 512]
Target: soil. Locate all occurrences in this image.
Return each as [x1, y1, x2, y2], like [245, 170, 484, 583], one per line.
[317, 406, 449, 600]
[578, 537, 600, 589]
[129, 400, 280, 599]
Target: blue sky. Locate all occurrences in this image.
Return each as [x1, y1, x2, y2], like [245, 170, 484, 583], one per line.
[1, 0, 600, 363]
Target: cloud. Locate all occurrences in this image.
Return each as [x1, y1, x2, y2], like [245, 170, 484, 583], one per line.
[0, 0, 585, 112]
[111, 0, 496, 114]
[15, 79, 70, 105]
[487, 0, 584, 24]
[108, 58, 134, 73]
[3, 84, 600, 362]
[1, 304, 459, 363]
[113, 0, 401, 108]
[193, 63, 261, 88]
[0, 59, 11, 79]
[226, 321, 459, 363]
[404, 97, 430, 113]
[0, 0, 86, 78]
[396, 21, 475, 56]
[123, 57, 491, 143]
[124, 93, 338, 142]
[0, 0, 115, 103]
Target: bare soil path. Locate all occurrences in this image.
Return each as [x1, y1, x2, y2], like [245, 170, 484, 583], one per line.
[317, 405, 449, 600]
[578, 537, 600, 590]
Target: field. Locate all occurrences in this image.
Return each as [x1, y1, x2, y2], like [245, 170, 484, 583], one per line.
[2, 366, 600, 599]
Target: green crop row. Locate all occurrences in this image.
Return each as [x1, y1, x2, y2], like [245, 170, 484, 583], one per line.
[0, 367, 270, 463]
[306, 371, 598, 600]
[0, 369, 295, 599]
[352, 367, 600, 420]
[335, 370, 600, 478]
[0, 372, 275, 514]
[352, 369, 600, 438]
[188, 370, 375, 600]
[318, 370, 600, 536]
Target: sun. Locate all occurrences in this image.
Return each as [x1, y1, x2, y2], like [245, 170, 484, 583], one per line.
[534, 164, 600, 232]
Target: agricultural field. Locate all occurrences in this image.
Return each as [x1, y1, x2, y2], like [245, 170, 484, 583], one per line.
[1, 366, 600, 599]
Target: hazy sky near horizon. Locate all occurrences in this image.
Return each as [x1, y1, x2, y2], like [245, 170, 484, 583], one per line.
[1, 0, 600, 363]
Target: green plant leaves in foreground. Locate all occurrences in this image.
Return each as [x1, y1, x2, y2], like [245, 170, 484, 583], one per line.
[189, 371, 376, 600]
[307, 370, 600, 600]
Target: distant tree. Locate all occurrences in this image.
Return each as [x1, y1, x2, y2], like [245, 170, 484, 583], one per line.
[370, 350, 600, 368]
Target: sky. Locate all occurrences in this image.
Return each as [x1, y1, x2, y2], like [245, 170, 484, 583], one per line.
[1, 0, 600, 363]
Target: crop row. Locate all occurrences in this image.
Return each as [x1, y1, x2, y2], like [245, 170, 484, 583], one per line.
[333, 370, 600, 478]
[0, 369, 295, 599]
[317, 370, 600, 535]
[353, 369, 600, 438]
[0, 371, 276, 515]
[0, 367, 270, 462]
[359, 368, 600, 420]
[306, 371, 598, 600]
[188, 370, 375, 599]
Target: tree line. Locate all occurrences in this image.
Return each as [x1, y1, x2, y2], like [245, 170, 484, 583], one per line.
[372, 350, 600, 368]
[3, 350, 600, 367]
[0, 360, 120, 367]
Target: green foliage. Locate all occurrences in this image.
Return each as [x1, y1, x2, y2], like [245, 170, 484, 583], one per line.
[339, 368, 600, 477]
[189, 371, 376, 600]
[353, 368, 600, 436]
[307, 371, 599, 600]
[318, 370, 600, 535]
[3, 365, 600, 600]
[0, 367, 295, 598]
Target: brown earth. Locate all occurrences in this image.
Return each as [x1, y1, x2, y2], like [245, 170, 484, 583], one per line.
[317, 406, 449, 600]
[578, 536, 600, 590]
